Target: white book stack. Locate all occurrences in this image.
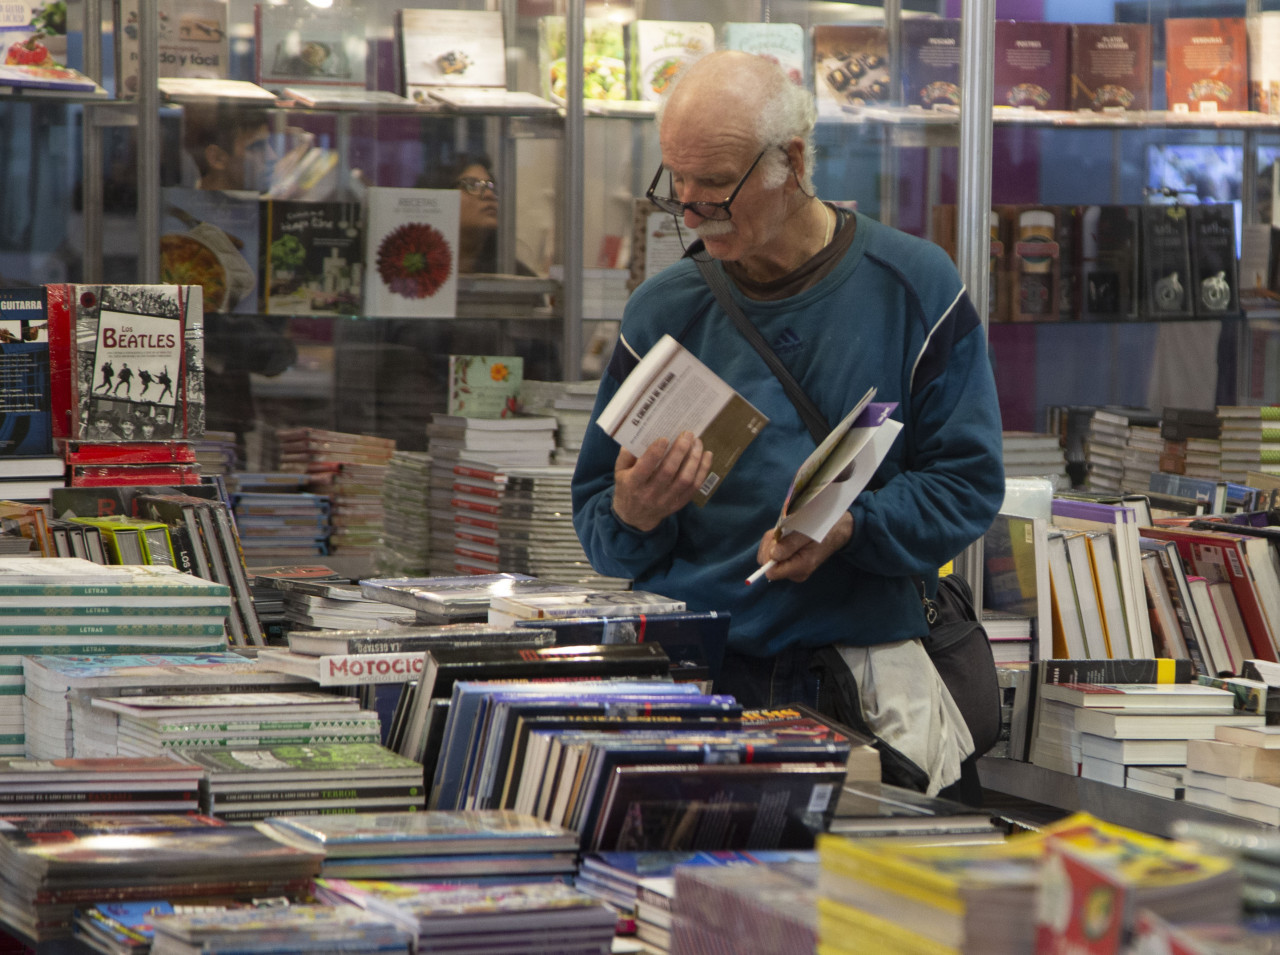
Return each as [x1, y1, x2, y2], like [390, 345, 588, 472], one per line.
[376, 450, 434, 577]
[1120, 425, 1163, 494]
[1084, 409, 1130, 493]
[21, 651, 310, 758]
[1183, 725, 1280, 825]
[1217, 406, 1280, 482]
[1000, 431, 1069, 489]
[1181, 436, 1224, 481]
[275, 579, 417, 632]
[520, 379, 599, 463]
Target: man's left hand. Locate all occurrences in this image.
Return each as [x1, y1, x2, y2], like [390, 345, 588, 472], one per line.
[756, 511, 854, 583]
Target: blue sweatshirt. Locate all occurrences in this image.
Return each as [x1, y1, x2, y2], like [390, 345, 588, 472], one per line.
[571, 212, 1004, 658]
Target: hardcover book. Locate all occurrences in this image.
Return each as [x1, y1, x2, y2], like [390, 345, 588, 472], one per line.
[0, 287, 51, 458]
[159, 187, 259, 314]
[993, 20, 1070, 110]
[0, 0, 68, 68]
[1164, 17, 1248, 113]
[398, 8, 506, 104]
[116, 0, 229, 99]
[1080, 205, 1140, 321]
[628, 20, 714, 103]
[254, 0, 367, 90]
[899, 18, 961, 109]
[721, 22, 805, 87]
[595, 333, 768, 507]
[447, 355, 522, 419]
[1186, 203, 1239, 317]
[362, 187, 460, 319]
[1140, 205, 1194, 319]
[262, 200, 363, 316]
[1069, 23, 1152, 111]
[811, 24, 888, 117]
[538, 16, 627, 104]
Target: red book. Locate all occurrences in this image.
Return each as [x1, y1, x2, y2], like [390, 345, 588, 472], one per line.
[1164, 17, 1248, 112]
[1142, 525, 1279, 663]
[59, 440, 197, 465]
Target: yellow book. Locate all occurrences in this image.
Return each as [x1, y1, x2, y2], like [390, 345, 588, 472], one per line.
[817, 897, 956, 955]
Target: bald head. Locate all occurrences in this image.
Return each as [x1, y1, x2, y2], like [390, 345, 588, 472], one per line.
[658, 50, 817, 194]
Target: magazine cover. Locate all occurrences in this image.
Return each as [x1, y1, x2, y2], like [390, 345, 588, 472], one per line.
[160, 187, 259, 315]
[812, 24, 888, 116]
[116, 0, 229, 98]
[255, 0, 367, 89]
[363, 187, 459, 319]
[262, 200, 362, 315]
[73, 285, 204, 441]
[399, 8, 506, 102]
[628, 20, 713, 103]
[0, 287, 51, 457]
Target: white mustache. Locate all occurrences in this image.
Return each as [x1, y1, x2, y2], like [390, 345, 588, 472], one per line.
[695, 220, 734, 239]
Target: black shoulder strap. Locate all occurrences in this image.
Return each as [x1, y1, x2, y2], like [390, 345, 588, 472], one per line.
[689, 245, 830, 445]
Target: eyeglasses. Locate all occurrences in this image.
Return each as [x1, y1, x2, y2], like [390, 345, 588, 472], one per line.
[458, 177, 498, 196]
[646, 148, 768, 221]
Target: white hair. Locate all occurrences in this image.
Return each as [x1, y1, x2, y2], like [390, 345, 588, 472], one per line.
[657, 52, 817, 195]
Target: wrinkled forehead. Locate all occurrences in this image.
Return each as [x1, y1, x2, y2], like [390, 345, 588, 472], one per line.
[658, 104, 760, 177]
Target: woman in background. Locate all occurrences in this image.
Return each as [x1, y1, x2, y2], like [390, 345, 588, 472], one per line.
[416, 153, 534, 276]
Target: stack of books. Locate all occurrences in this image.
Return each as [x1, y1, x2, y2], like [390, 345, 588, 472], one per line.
[182, 741, 425, 823]
[449, 462, 629, 589]
[276, 428, 397, 558]
[487, 588, 686, 628]
[147, 904, 412, 955]
[375, 450, 433, 576]
[259, 809, 579, 881]
[1174, 818, 1280, 918]
[0, 814, 322, 942]
[0, 755, 203, 815]
[520, 379, 599, 464]
[265, 576, 416, 632]
[255, 622, 552, 689]
[312, 879, 617, 954]
[1120, 422, 1164, 493]
[1183, 724, 1280, 824]
[827, 780, 1004, 842]
[1000, 431, 1069, 489]
[22, 652, 311, 759]
[671, 861, 819, 955]
[229, 488, 332, 563]
[0, 559, 234, 758]
[1083, 408, 1132, 493]
[1218, 405, 1280, 482]
[86, 691, 382, 759]
[245, 563, 346, 643]
[360, 572, 543, 625]
[190, 430, 241, 477]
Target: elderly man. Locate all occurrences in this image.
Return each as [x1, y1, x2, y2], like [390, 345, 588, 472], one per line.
[571, 51, 1004, 796]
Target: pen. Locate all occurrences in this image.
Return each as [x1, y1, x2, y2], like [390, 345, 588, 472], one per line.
[745, 560, 776, 585]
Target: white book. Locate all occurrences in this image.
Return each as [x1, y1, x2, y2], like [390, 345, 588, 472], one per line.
[1046, 530, 1088, 659]
[1073, 708, 1264, 740]
[1065, 531, 1110, 659]
[595, 334, 769, 506]
[487, 590, 685, 628]
[363, 187, 460, 319]
[628, 20, 714, 103]
[1187, 575, 1237, 674]
[1079, 752, 1125, 786]
[1080, 733, 1187, 765]
[256, 647, 425, 685]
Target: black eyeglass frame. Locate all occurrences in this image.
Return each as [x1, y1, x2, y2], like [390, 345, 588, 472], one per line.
[645, 147, 769, 222]
[457, 177, 498, 196]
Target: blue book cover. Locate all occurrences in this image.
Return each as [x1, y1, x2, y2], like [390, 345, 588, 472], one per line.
[0, 288, 52, 458]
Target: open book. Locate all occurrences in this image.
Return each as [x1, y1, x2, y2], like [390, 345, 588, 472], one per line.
[595, 334, 768, 506]
[748, 387, 901, 583]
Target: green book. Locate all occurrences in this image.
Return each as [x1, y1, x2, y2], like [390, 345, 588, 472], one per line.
[446, 354, 523, 418]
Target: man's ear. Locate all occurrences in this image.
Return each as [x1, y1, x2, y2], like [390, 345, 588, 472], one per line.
[784, 138, 806, 191]
[204, 142, 230, 173]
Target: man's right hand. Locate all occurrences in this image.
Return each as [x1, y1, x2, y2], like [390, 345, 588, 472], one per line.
[611, 431, 713, 532]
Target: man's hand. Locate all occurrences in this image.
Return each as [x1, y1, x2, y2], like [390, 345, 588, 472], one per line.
[611, 431, 713, 532]
[756, 511, 854, 583]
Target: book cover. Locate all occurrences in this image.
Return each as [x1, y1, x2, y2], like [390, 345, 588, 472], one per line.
[0, 287, 51, 458]
[265, 809, 578, 857]
[1164, 17, 1248, 113]
[254, 0, 367, 89]
[0, 62, 102, 93]
[159, 187, 259, 315]
[1069, 23, 1152, 111]
[362, 187, 460, 319]
[628, 20, 714, 104]
[488, 591, 687, 627]
[262, 200, 363, 316]
[66, 285, 204, 442]
[447, 355, 523, 419]
[1080, 205, 1140, 321]
[596, 333, 769, 507]
[1140, 205, 1194, 319]
[811, 24, 888, 117]
[1186, 203, 1238, 317]
[0, 0, 67, 68]
[538, 16, 627, 104]
[398, 8, 506, 103]
[515, 610, 730, 678]
[116, 0, 229, 98]
[899, 18, 961, 109]
[993, 20, 1070, 110]
[721, 22, 805, 87]
[1012, 207, 1060, 322]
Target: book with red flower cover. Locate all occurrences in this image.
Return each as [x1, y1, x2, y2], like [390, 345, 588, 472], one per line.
[362, 187, 459, 319]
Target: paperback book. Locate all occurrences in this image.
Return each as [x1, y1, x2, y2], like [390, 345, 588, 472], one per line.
[993, 20, 1070, 110]
[447, 355, 522, 419]
[363, 187, 460, 319]
[721, 22, 805, 87]
[397, 8, 515, 107]
[262, 199, 363, 316]
[159, 187, 259, 315]
[538, 16, 627, 104]
[1069, 22, 1152, 111]
[1164, 17, 1248, 112]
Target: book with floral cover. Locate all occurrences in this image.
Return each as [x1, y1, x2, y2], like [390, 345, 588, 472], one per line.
[362, 188, 459, 319]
